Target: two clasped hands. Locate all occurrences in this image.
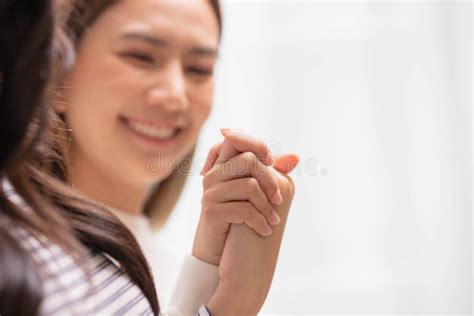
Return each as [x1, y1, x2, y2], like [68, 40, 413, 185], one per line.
[192, 128, 299, 315]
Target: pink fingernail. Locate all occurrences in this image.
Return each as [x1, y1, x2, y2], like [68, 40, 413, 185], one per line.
[263, 226, 273, 236]
[272, 190, 283, 205]
[220, 128, 230, 136]
[269, 211, 281, 226]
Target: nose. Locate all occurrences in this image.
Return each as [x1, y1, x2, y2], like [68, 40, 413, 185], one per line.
[146, 61, 189, 111]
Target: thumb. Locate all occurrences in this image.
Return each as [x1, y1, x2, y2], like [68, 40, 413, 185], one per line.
[214, 137, 239, 165]
[273, 154, 299, 174]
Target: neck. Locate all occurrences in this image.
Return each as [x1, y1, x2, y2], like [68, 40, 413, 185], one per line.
[68, 152, 147, 215]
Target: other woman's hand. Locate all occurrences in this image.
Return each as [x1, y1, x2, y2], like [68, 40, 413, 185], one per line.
[207, 167, 296, 315]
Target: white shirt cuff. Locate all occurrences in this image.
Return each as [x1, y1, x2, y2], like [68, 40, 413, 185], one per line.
[162, 255, 219, 316]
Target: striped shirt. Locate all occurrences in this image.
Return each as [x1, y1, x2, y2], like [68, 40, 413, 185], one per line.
[12, 225, 153, 315]
[2, 179, 219, 315]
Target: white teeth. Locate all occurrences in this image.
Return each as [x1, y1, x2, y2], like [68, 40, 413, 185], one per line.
[127, 121, 177, 139]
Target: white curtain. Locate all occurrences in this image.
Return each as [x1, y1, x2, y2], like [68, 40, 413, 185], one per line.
[157, 1, 472, 314]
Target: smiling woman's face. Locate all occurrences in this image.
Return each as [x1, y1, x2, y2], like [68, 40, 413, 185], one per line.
[61, 0, 219, 189]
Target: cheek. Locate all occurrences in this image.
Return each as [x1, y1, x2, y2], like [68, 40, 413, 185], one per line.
[95, 59, 145, 96]
[63, 58, 139, 159]
[64, 68, 115, 139]
[188, 83, 214, 128]
[173, 86, 212, 158]
[66, 53, 143, 111]
[64, 57, 145, 132]
[191, 101, 212, 127]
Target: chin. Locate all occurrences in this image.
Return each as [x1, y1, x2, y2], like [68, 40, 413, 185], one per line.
[143, 160, 175, 182]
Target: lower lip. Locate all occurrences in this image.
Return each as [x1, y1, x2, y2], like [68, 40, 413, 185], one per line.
[120, 117, 181, 148]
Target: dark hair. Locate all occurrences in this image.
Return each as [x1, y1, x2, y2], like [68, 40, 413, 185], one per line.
[0, 1, 158, 314]
[65, 0, 222, 44]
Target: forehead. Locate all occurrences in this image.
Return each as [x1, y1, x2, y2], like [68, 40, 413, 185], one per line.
[92, 0, 220, 48]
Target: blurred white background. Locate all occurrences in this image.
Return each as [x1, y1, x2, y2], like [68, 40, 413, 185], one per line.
[156, 1, 472, 314]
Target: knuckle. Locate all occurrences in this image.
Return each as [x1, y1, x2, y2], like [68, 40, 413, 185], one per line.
[241, 151, 257, 164]
[241, 202, 254, 222]
[201, 203, 216, 217]
[257, 142, 269, 156]
[245, 178, 259, 195]
[202, 173, 213, 188]
[243, 153, 258, 174]
[262, 171, 279, 193]
[254, 160, 267, 175]
[201, 189, 213, 203]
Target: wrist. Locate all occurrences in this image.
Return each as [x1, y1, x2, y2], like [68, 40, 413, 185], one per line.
[192, 248, 220, 266]
[206, 282, 258, 316]
[192, 221, 224, 266]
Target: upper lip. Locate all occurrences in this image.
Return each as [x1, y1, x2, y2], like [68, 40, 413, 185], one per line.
[120, 116, 183, 129]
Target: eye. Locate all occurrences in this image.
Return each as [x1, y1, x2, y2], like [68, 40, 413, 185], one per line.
[120, 52, 155, 65]
[187, 66, 213, 77]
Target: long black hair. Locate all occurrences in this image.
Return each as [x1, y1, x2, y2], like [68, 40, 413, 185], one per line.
[0, 1, 159, 314]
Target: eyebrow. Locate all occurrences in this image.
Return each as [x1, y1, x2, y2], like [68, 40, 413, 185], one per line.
[120, 32, 218, 58]
[121, 32, 166, 47]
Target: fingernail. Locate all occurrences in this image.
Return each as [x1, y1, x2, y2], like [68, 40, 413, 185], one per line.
[220, 128, 230, 136]
[263, 226, 273, 236]
[266, 152, 275, 166]
[269, 211, 281, 226]
[272, 190, 283, 205]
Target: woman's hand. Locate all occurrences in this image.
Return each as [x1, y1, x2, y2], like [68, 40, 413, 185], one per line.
[193, 130, 299, 266]
[200, 128, 299, 176]
[207, 168, 296, 315]
[193, 130, 287, 265]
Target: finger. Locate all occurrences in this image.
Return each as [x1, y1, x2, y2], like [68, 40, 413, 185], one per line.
[273, 153, 300, 174]
[216, 129, 274, 166]
[204, 152, 283, 205]
[200, 142, 223, 176]
[200, 129, 273, 176]
[203, 178, 281, 226]
[214, 201, 273, 237]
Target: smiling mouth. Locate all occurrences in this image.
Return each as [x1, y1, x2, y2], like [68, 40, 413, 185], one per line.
[120, 116, 182, 142]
